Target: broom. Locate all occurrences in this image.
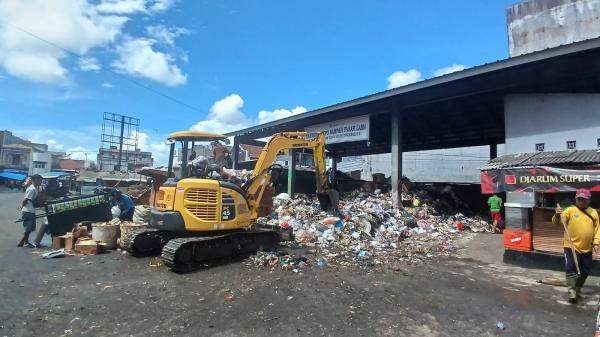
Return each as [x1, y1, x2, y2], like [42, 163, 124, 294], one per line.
[558, 203, 581, 277]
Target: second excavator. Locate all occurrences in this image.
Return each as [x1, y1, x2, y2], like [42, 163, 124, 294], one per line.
[123, 131, 338, 272]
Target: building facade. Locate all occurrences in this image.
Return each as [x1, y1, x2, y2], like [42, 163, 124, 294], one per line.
[0, 130, 59, 175]
[508, 0, 600, 57]
[97, 147, 154, 172]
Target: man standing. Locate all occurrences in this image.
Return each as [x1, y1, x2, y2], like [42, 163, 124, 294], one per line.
[553, 188, 600, 303]
[487, 193, 503, 233]
[17, 174, 42, 248]
[110, 190, 135, 221]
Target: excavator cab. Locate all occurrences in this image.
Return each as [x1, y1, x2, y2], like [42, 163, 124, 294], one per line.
[164, 131, 230, 180]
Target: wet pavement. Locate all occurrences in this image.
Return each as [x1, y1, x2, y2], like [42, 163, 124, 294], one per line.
[0, 187, 598, 337]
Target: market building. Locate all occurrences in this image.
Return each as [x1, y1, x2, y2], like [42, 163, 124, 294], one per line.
[226, 0, 600, 205]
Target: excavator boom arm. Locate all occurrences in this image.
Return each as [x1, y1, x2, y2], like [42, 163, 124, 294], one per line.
[244, 132, 330, 219]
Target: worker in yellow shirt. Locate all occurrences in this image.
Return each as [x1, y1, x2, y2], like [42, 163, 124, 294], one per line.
[552, 188, 600, 303]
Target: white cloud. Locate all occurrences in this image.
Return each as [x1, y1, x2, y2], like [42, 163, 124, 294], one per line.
[133, 130, 171, 166]
[148, 0, 176, 13]
[96, 0, 147, 14]
[46, 139, 64, 150]
[78, 57, 101, 71]
[3, 52, 68, 83]
[0, 0, 183, 86]
[146, 25, 189, 47]
[433, 64, 466, 77]
[96, 0, 175, 14]
[190, 94, 309, 134]
[257, 106, 307, 124]
[113, 37, 187, 86]
[102, 82, 114, 88]
[386, 69, 422, 89]
[0, 0, 127, 84]
[190, 94, 249, 134]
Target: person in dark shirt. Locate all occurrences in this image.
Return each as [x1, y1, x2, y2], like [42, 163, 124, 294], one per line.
[110, 190, 135, 221]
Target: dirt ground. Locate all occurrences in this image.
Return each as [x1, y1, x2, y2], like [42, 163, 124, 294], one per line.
[1, 186, 599, 337]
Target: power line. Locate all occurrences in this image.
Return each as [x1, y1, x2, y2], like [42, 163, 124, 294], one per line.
[8, 23, 204, 114]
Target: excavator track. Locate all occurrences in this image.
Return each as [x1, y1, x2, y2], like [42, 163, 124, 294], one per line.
[161, 229, 279, 273]
[123, 229, 177, 257]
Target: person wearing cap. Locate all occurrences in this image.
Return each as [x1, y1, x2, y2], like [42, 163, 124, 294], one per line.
[553, 188, 600, 303]
[110, 190, 135, 221]
[212, 141, 231, 169]
[17, 174, 42, 248]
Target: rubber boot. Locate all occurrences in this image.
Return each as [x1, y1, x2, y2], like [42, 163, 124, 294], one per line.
[566, 276, 578, 304]
[576, 276, 587, 299]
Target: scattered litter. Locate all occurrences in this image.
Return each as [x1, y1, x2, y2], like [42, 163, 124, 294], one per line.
[496, 322, 506, 330]
[41, 249, 66, 259]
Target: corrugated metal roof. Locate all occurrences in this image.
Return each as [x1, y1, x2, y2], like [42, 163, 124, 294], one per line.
[482, 150, 600, 170]
[227, 37, 600, 138]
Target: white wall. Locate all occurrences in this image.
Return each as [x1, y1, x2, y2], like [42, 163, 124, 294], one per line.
[31, 152, 51, 175]
[505, 94, 600, 153]
[358, 146, 500, 183]
[508, 0, 600, 57]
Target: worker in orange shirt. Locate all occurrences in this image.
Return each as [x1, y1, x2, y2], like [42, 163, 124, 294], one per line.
[552, 188, 600, 304]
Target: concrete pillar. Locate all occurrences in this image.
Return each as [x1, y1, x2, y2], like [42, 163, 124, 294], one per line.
[332, 155, 338, 172]
[232, 137, 240, 169]
[287, 149, 297, 197]
[490, 143, 498, 159]
[391, 111, 403, 209]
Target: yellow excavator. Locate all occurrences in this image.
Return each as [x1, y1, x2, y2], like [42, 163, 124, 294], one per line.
[123, 131, 338, 272]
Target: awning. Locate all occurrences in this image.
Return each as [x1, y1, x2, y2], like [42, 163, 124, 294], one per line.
[0, 171, 27, 181]
[42, 171, 72, 178]
[481, 166, 600, 194]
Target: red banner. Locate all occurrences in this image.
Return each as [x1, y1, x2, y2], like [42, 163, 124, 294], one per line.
[481, 166, 600, 194]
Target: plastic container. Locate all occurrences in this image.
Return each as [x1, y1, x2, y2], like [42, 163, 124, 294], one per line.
[503, 229, 532, 252]
[92, 223, 120, 249]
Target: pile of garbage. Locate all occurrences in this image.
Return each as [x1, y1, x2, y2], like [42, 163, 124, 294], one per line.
[222, 168, 254, 184]
[253, 190, 490, 270]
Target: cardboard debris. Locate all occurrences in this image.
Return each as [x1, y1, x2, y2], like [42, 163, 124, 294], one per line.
[75, 240, 106, 255]
[52, 234, 75, 251]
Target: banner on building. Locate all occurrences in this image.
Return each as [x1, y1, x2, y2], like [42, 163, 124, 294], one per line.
[305, 115, 369, 144]
[481, 166, 600, 194]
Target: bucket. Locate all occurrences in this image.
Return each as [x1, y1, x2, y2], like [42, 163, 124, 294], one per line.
[120, 221, 149, 243]
[91, 223, 120, 249]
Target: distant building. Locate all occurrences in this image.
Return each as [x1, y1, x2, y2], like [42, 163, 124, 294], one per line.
[0, 130, 60, 175]
[239, 144, 262, 161]
[49, 151, 67, 169]
[97, 146, 154, 172]
[57, 159, 85, 171]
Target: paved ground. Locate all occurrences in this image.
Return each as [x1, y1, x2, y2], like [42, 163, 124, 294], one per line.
[1, 186, 599, 337]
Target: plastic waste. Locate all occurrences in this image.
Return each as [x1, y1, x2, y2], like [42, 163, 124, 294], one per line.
[41, 249, 66, 259]
[111, 206, 121, 219]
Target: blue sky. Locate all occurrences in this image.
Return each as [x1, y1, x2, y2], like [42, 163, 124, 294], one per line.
[0, 0, 516, 165]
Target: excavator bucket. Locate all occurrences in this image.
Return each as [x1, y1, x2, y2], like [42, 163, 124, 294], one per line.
[317, 189, 340, 214]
